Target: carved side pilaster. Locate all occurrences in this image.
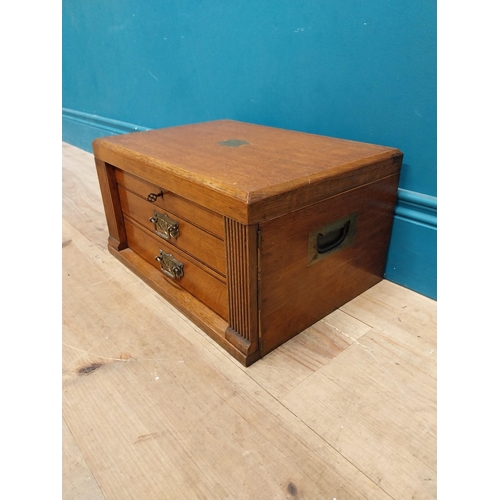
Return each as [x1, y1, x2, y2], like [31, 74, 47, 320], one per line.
[224, 218, 259, 355]
[95, 159, 127, 251]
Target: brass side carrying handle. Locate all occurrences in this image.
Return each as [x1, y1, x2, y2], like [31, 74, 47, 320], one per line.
[149, 210, 180, 241]
[155, 249, 184, 279]
[307, 213, 358, 266]
[317, 221, 350, 254]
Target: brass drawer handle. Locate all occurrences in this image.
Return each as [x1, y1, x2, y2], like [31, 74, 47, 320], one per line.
[147, 191, 164, 202]
[149, 210, 180, 240]
[155, 250, 184, 279]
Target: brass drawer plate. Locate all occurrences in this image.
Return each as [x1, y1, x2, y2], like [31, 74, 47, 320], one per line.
[150, 210, 180, 241]
[155, 249, 184, 279]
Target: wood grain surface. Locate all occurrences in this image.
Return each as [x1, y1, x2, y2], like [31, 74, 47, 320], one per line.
[124, 217, 228, 320]
[115, 169, 225, 239]
[64, 142, 435, 500]
[259, 173, 399, 355]
[119, 186, 226, 276]
[93, 120, 402, 223]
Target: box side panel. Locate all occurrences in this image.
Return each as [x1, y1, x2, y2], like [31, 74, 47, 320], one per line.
[259, 174, 400, 355]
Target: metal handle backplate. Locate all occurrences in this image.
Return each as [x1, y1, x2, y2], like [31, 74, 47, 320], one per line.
[149, 210, 180, 241]
[155, 250, 184, 279]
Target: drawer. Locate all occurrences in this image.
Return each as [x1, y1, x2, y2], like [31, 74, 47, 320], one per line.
[119, 186, 226, 276]
[124, 217, 228, 321]
[115, 169, 225, 239]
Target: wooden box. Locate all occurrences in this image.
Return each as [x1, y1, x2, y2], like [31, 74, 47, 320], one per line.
[92, 120, 402, 366]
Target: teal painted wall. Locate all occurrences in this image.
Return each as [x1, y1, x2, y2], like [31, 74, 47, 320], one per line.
[63, 0, 437, 299]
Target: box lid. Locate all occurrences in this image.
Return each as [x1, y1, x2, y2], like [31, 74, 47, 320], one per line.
[92, 120, 402, 224]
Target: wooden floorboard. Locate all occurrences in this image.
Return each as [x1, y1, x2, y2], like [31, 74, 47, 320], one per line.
[62, 142, 437, 500]
[62, 418, 106, 500]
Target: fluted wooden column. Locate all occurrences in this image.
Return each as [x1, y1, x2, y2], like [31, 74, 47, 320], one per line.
[224, 218, 259, 355]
